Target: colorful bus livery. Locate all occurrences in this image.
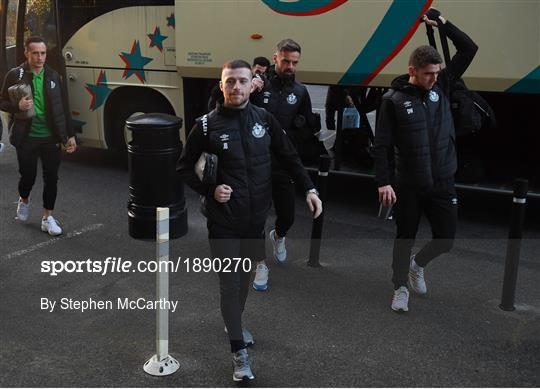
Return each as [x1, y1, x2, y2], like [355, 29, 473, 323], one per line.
[1, 0, 539, 195]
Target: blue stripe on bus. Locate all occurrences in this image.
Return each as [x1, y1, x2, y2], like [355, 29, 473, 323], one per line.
[506, 66, 540, 94]
[338, 0, 430, 86]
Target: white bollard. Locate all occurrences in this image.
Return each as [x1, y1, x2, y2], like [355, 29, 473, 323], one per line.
[143, 207, 180, 376]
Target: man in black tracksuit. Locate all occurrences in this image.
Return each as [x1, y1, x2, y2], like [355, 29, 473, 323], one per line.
[250, 38, 323, 291]
[373, 9, 477, 312]
[177, 60, 322, 382]
[0, 36, 77, 236]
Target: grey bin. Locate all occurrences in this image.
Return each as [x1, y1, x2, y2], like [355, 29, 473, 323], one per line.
[127, 113, 188, 240]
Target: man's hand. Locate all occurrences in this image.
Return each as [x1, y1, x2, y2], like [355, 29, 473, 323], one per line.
[306, 193, 323, 219]
[64, 136, 77, 154]
[214, 184, 233, 203]
[423, 7, 446, 27]
[18, 96, 33, 111]
[251, 76, 264, 93]
[378, 185, 396, 207]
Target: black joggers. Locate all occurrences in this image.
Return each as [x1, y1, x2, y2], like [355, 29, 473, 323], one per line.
[208, 221, 265, 353]
[16, 136, 61, 211]
[392, 181, 458, 289]
[272, 171, 296, 238]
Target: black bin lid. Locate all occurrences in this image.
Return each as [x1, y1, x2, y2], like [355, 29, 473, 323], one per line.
[126, 113, 183, 131]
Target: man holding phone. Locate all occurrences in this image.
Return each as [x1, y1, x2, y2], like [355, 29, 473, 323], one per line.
[0, 36, 77, 235]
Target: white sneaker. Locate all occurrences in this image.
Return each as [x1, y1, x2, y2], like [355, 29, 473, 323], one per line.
[252, 263, 269, 291]
[16, 199, 29, 221]
[408, 255, 427, 295]
[232, 348, 255, 382]
[41, 216, 62, 236]
[0, 143, 5, 153]
[391, 286, 409, 312]
[269, 229, 287, 264]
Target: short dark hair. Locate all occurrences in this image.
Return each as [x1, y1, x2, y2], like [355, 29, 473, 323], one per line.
[25, 36, 46, 49]
[409, 45, 442, 68]
[276, 38, 301, 54]
[253, 56, 270, 68]
[222, 59, 252, 72]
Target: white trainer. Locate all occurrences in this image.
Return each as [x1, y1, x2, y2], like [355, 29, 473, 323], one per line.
[41, 216, 62, 236]
[252, 263, 269, 291]
[269, 229, 287, 264]
[391, 286, 409, 312]
[232, 348, 255, 382]
[408, 255, 427, 295]
[0, 143, 5, 153]
[16, 199, 29, 221]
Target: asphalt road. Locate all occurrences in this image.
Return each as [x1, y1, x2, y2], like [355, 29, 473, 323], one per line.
[0, 142, 539, 387]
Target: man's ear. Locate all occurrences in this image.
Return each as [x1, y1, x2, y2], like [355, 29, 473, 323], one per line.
[219, 80, 223, 92]
[272, 53, 278, 64]
[407, 66, 415, 78]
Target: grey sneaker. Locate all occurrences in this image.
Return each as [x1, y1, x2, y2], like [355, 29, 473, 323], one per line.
[16, 199, 29, 221]
[41, 216, 62, 236]
[269, 229, 287, 264]
[391, 286, 409, 312]
[232, 348, 255, 382]
[408, 255, 427, 295]
[252, 263, 269, 291]
[224, 326, 255, 347]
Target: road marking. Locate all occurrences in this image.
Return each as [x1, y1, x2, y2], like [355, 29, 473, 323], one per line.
[3, 223, 104, 260]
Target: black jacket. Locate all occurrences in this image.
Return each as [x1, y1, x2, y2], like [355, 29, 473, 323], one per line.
[251, 66, 318, 148]
[0, 62, 73, 147]
[177, 102, 314, 229]
[373, 21, 478, 189]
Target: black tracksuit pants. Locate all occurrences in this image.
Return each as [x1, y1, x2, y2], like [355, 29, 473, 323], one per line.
[16, 136, 61, 210]
[392, 180, 458, 289]
[271, 171, 296, 238]
[208, 221, 265, 352]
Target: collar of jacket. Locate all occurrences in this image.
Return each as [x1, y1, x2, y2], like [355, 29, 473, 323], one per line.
[268, 66, 295, 87]
[215, 101, 250, 117]
[20, 61, 50, 77]
[391, 74, 430, 99]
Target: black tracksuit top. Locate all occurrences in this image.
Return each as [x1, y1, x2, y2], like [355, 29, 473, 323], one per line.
[373, 20, 478, 190]
[0, 62, 73, 147]
[177, 102, 314, 228]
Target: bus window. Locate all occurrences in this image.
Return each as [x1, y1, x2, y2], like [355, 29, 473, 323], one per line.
[6, 0, 19, 47]
[24, 0, 57, 50]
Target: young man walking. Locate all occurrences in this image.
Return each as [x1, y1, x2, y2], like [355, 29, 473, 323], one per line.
[373, 9, 478, 312]
[0, 36, 77, 235]
[177, 59, 322, 382]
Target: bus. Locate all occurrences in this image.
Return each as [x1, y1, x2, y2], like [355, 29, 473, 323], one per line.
[1, 0, 539, 196]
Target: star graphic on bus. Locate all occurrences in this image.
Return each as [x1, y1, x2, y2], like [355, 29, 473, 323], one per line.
[120, 40, 153, 83]
[148, 26, 167, 52]
[166, 13, 175, 29]
[85, 70, 112, 111]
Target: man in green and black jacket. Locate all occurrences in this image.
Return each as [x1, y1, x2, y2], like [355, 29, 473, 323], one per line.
[0, 36, 77, 236]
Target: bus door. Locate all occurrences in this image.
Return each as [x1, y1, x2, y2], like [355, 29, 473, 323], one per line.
[0, 0, 64, 87]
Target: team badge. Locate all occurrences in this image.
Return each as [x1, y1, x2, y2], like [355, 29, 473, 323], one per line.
[252, 123, 266, 138]
[287, 93, 297, 105]
[429, 90, 439, 102]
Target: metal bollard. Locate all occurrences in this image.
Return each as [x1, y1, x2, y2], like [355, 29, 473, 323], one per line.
[334, 110, 343, 171]
[499, 178, 528, 311]
[308, 155, 332, 268]
[143, 208, 179, 376]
